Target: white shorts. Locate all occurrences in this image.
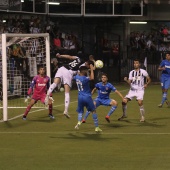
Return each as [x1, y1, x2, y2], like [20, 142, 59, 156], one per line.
[54, 66, 75, 87]
[125, 89, 144, 101]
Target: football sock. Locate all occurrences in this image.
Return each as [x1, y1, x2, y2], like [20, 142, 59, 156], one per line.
[64, 92, 70, 113]
[122, 104, 127, 117]
[83, 111, 90, 120]
[92, 113, 98, 127]
[139, 105, 145, 117]
[24, 105, 31, 116]
[107, 106, 117, 116]
[161, 92, 167, 104]
[49, 104, 52, 114]
[47, 83, 57, 95]
[78, 113, 83, 122]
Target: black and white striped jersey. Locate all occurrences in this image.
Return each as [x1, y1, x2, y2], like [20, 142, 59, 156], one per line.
[129, 69, 149, 90]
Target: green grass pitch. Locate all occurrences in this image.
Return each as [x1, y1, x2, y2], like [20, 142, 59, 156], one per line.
[0, 84, 170, 170]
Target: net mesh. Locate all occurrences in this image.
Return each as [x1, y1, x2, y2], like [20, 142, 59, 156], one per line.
[0, 35, 48, 115]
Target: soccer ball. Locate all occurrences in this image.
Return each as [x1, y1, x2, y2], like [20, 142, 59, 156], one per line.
[60, 87, 64, 92]
[95, 60, 104, 69]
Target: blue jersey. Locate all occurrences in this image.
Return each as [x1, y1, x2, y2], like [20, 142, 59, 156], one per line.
[73, 75, 95, 113]
[73, 75, 91, 96]
[160, 59, 170, 77]
[95, 82, 116, 99]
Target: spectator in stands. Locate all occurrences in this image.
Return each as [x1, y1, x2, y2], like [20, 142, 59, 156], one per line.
[130, 32, 136, 49]
[29, 16, 35, 28]
[8, 44, 25, 71]
[146, 34, 156, 51]
[30, 22, 40, 33]
[112, 43, 119, 66]
[102, 37, 111, 67]
[162, 25, 168, 40]
[139, 31, 147, 49]
[69, 35, 76, 50]
[53, 33, 62, 51]
[45, 17, 55, 35]
[158, 43, 167, 59]
[134, 32, 141, 50]
[63, 34, 70, 49]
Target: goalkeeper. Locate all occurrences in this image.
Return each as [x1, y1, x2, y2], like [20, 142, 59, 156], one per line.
[22, 65, 54, 120]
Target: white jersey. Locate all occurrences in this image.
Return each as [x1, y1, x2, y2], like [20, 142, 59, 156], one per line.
[129, 68, 148, 90]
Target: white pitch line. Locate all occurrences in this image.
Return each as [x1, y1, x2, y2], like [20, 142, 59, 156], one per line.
[1, 100, 78, 122]
[0, 89, 128, 122]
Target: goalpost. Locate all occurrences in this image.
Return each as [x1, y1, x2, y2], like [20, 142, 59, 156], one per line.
[1, 33, 51, 121]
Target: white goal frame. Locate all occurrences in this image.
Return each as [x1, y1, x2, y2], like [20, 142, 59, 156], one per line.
[1, 33, 51, 121]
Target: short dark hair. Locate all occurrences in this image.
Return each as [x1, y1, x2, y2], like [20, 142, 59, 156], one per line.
[134, 58, 141, 63]
[86, 60, 94, 66]
[38, 65, 45, 70]
[165, 51, 170, 55]
[79, 66, 88, 72]
[101, 73, 108, 78]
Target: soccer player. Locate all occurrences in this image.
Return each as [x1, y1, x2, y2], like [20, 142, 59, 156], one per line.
[118, 59, 151, 122]
[158, 52, 170, 107]
[73, 65, 102, 132]
[22, 66, 54, 120]
[82, 73, 124, 123]
[45, 53, 93, 118]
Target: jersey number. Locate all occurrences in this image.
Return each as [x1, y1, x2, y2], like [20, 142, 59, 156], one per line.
[76, 82, 83, 91]
[69, 60, 78, 68]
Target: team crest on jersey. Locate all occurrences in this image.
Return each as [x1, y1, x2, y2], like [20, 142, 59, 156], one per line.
[44, 79, 47, 83]
[106, 87, 108, 90]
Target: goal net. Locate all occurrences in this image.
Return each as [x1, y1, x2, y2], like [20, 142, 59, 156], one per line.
[0, 33, 51, 121]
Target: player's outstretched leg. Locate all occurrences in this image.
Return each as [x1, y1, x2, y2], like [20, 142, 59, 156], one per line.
[82, 111, 90, 123]
[75, 113, 83, 129]
[118, 101, 127, 121]
[92, 112, 102, 132]
[63, 92, 70, 118]
[139, 105, 145, 122]
[105, 105, 117, 123]
[158, 92, 167, 108]
[22, 105, 32, 120]
[48, 103, 55, 119]
[165, 98, 170, 107]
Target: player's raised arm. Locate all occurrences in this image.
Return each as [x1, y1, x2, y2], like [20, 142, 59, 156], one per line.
[56, 53, 77, 60]
[89, 55, 96, 70]
[89, 64, 94, 80]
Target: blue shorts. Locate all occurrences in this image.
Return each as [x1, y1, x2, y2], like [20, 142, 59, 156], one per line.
[76, 94, 95, 113]
[94, 97, 112, 108]
[160, 76, 170, 89]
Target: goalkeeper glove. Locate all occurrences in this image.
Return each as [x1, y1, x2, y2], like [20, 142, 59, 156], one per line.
[24, 96, 30, 103]
[49, 96, 54, 103]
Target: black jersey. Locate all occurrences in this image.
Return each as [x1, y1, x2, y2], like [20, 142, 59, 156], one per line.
[57, 57, 83, 71]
